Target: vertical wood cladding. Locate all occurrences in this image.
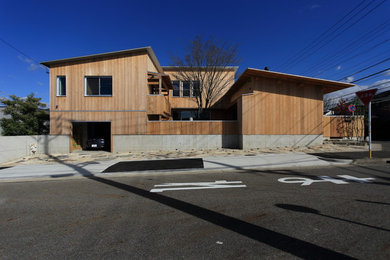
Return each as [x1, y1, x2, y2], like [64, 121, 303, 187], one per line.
[49, 52, 153, 135]
[163, 69, 236, 109]
[240, 77, 324, 135]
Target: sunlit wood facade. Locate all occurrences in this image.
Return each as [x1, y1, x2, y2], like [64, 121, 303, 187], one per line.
[42, 47, 353, 152]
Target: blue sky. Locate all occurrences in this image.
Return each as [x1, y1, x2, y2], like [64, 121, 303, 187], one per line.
[1, 0, 389, 105]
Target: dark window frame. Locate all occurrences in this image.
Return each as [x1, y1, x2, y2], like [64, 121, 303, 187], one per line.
[172, 80, 180, 97]
[171, 80, 201, 98]
[56, 76, 66, 96]
[84, 76, 113, 96]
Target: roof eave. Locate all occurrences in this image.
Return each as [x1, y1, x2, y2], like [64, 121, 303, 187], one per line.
[41, 46, 163, 73]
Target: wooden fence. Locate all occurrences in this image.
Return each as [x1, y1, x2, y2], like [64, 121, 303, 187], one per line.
[323, 116, 364, 139]
[147, 120, 238, 135]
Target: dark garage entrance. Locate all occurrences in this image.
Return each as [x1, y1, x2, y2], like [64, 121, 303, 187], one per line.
[71, 122, 111, 152]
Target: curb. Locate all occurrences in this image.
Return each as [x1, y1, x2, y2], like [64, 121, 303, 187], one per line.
[353, 158, 390, 164]
[0, 161, 353, 184]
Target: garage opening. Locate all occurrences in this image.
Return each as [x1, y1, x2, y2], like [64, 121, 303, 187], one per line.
[71, 122, 111, 152]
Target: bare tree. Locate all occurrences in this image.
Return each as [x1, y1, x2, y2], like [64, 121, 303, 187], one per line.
[170, 36, 240, 119]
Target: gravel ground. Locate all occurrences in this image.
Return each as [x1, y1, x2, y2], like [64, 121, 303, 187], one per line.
[2, 143, 368, 167]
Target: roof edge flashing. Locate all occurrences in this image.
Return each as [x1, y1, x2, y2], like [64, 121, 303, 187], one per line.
[41, 46, 163, 72]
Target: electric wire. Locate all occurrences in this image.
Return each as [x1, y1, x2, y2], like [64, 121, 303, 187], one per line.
[337, 57, 390, 81]
[331, 48, 390, 79]
[313, 37, 390, 78]
[283, 0, 386, 72]
[0, 37, 48, 73]
[351, 67, 390, 83]
[278, 0, 368, 71]
[304, 17, 390, 76]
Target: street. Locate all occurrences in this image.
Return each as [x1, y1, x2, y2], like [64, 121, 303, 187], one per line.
[1, 164, 389, 259]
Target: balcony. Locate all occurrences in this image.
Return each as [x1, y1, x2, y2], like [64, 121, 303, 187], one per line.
[147, 94, 171, 119]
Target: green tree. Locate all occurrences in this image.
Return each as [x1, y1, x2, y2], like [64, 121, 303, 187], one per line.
[0, 93, 49, 135]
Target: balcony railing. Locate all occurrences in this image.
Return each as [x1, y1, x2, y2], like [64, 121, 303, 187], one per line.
[147, 94, 171, 118]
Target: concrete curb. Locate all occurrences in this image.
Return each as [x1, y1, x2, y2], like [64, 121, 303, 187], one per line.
[0, 153, 353, 183]
[353, 157, 390, 164]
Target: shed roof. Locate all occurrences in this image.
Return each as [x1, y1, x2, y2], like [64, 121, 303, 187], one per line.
[230, 68, 354, 95]
[41, 46, 163, 73]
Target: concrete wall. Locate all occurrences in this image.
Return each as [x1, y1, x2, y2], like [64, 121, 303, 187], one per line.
[113, 135, 240, 152]
[0, 135, 69, 164]
[240, 135, 323, 149]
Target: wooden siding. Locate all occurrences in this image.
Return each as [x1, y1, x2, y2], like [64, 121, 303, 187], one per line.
[323, 116, 364, 138]
[50, 52, 148, 113]
[147, 95, 171, 117]
[169, 96, 198, 109]
[147, 121, 238, 135]
[240, 78, 324, 135]
[50, 111, 147, 135]
[163, 69, 236, 109]
[147, 55, 159, 73]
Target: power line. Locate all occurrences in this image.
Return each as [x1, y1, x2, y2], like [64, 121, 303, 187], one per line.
[325, 80, 390, 103]
[312, 37, 390, 78]
[337, 57, 390, 81]
[278, 0, 368, 71]
[330, 48, 390, 79]
[0, 37, 48, 73]
[283, 0, 386, 72]
[351, 67, 390, 83]
[305, 17, 390, 76]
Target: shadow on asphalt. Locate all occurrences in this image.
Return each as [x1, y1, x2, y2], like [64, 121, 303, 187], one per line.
[276, 204, 390, 232]
[47, 155, 355, 260]
[356, 199, 390, 206]
[203, 158, 390, 187]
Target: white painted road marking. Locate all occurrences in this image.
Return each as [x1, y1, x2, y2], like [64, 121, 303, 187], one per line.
[278, 175, 375, 186]
[337, 175, 375, 183]
[150, 180, 246, 193]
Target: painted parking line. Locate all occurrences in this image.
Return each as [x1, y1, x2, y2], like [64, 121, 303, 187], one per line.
[150, 180, 246, 193]
[278, 175, 375, 186]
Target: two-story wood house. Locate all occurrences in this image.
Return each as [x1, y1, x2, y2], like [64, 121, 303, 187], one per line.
[41, 47, 353, 152]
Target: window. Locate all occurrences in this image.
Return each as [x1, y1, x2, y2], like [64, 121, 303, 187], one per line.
[172, 80, 200, 98]
[192, 81, 200, 97]
[182, 81, 190, 97]
[57, 76, 66, 96]
[85, 76, 112, 96]
[172, 109, 201, 120]
[172, 81, 180, 97]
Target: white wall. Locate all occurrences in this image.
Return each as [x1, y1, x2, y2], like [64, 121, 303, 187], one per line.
[0, 135, 69, 164]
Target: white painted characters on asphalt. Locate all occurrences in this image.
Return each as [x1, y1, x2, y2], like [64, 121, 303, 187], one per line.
[150, 180, 246, 193]
[278, 175, 375, 186]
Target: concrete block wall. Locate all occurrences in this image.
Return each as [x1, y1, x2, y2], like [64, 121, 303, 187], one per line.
[0, 135, 69, 164]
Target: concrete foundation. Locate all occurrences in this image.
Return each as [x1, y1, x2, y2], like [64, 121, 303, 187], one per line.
[113, 135, 240, 153]
[0, 135, 69, 164]
[239, 135, 323, 149]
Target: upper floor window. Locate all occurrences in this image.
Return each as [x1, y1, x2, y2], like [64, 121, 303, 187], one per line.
[85, 76, 112, 96]
[172, 80, 180, 97]
[172, 80, 200, 98]
[192, 81, 200, 97]
[56, 76, 66, 96]
[182, 81, 190, 97]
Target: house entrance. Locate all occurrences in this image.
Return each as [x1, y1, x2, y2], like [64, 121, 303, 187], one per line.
[71, 122, 111, 152]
